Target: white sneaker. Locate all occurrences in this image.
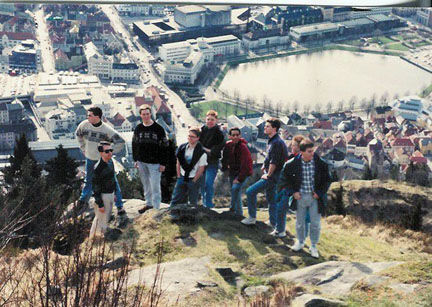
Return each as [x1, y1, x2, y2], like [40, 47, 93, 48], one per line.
[241, 217, 256, 225]
[310, 246, 320, 258]
[277, 231, 287, 238]
[291, 240, 304, 252]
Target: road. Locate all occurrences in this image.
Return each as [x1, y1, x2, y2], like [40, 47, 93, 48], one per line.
[99, 5, 198, 144]
[33, 8, 56, 73]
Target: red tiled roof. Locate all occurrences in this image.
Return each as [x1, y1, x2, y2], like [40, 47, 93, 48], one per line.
[108, 112, 125, 127]
[0, 31, 35, 41]
[54, 48, 69, 60]
[157, 102, 171, 114]
[392, 138, 414, 147]
[134, 96, 152, 108]
[313, 120, 332, 130]
[409, 156, 427, 164]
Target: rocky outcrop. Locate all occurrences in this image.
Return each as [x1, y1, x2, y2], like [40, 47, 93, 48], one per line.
[327, 180, 432, 233]
[126, 256, 212, 303]
[272, 261, 402, 296]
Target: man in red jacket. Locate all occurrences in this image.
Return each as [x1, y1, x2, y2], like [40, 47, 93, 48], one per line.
[221, 127, 253, 216]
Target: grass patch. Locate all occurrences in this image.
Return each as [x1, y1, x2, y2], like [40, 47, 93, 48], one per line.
[414, 40, 431, 48]
[190, 100, 249, 120]
[420, 83, 432, 98]
[342, 39, 364, 47]
[380, 261, 432, 283]
[385, 43, 411, 51]
[370, 36, 395, 45]
[347, 284, 432, 307]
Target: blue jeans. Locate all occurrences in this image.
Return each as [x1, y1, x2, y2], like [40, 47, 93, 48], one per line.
[171, 177, 201, 206]
[79, 158, 123, 209]
[296, 194, 321, 246]
[275, 190, 290, 233]
[137, 162, 161, 209]
[201, 163, 218, 208]
[276, 191, 311, 234]
[230, 175, 248, 216]
[245, 172, 279, 225]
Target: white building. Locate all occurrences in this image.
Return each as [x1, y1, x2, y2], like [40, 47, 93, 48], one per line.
[45, 108, 77, 139]
[84, 41, 112, 80]
[116, 4, 165, 16]
[159, 41, 192, 63]
[416, 8, 432, 27]
[112, 63, 140, 82]
[242, 29, 290, 50]
[350, 7, 392, 19]
[205, 35, 241, 56]
[0, 31, 35, 49]
[393, 96, 424, 122]
[84, 42, 139, 82]
[162, 51, 204, 84]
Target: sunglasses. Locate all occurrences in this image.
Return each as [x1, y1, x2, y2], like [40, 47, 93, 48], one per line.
[103, 149, 113, 153]
[230, 134, 240, 137]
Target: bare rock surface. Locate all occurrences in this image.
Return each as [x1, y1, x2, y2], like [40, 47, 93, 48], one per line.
[126, 256, 211, 302]
[272, 261, 402, 296]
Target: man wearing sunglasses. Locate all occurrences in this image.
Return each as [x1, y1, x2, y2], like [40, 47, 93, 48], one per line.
[89, 141, 118, 237]
[75, 106, 127, 225]
[221, 127, 253, 216]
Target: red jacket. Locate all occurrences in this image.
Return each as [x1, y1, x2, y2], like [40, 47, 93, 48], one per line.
[221, 138, 253, 183]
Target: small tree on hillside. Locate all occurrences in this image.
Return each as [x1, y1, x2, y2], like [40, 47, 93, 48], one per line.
[45, 145, 80, 202]
[3, 134, 40, 184]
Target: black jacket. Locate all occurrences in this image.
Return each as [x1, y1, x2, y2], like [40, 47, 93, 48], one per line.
[199, 125, 225, 164]
[277, 153, 331, 214]
[92, 159, 116, 208]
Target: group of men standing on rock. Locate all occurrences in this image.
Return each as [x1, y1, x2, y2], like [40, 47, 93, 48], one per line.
[74, 106, 331, 259]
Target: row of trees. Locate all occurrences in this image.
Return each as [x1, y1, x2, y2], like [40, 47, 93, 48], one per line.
[219, 88, 412, 117]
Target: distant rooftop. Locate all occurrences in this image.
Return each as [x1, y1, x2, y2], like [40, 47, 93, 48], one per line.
[291, 22, 339, 34]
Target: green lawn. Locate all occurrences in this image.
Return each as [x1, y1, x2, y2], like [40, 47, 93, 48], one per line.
[420, 83, 432, 98]
[190, 100, 250, 120]
[386, 42, 411, 51]
[370, 36, 395, 45]
[414, 41, 432, 48]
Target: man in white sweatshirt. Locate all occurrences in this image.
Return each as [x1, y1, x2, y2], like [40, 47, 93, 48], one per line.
[75, 107, 127, 221]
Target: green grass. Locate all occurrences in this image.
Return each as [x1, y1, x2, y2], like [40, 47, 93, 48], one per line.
[380, 261, 432, 283]
[385, 43, 411, 51]
[341, 39, 364, 47]
[420, 83, 432, 98]
[190, 100, 249, 120]
[414, 41, 431, 48]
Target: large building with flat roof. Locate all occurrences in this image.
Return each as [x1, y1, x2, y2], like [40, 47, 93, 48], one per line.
[174, 5, 231, 28]
[290, 22, 340, 43]
[133, 7, 248, 46]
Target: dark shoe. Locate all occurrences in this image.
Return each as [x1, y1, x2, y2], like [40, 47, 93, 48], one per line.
[138, 205, 153, 214]
[116, 209, 129, 228]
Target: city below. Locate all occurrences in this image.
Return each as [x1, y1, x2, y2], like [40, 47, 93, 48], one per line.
[0, 3, 431, 183]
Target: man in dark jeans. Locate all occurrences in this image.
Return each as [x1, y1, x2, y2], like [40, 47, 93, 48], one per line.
[170, 127, 207, 206]
[241, 118, 288, 226]
[199, 110, 225, 208]
[221, 127, 253, 216]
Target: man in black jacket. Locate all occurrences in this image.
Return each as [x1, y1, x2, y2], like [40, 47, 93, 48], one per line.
[89, 141, 118, 237]
[277, 139, 331, 258]
[132, 105, 168, 212]
[199, 110, 225, 208]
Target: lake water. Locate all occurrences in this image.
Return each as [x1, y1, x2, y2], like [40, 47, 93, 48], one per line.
[219, 50, 432, 110]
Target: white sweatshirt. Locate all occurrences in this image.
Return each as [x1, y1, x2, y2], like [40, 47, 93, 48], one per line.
[75, 120, 125, 161]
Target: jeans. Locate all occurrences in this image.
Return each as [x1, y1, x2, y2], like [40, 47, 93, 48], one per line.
[296, 194, 321, 247]
[276, 191, 312, 235]
[137, 162, 161, 209]
[89, 192, 114, 237]
[245, 172, 279, 225]
[275, 190, 290, 233]
[171, 177, 201, 206]
[201, 163, 218, 208]
[80, 158, 123, 209]
[230, 175, 248, 216]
